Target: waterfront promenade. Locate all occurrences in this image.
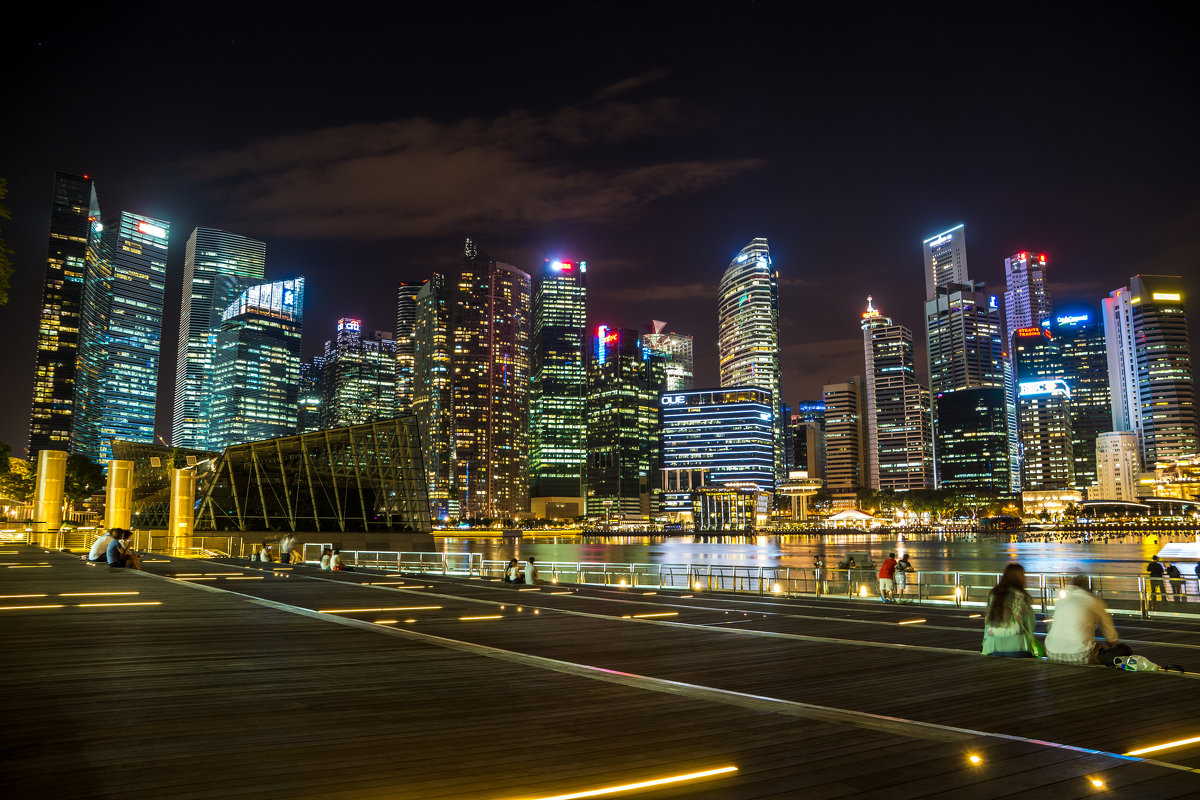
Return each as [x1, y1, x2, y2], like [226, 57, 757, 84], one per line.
[5, 545, 1200, 798]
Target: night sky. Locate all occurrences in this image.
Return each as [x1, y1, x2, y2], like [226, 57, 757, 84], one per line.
[1, 4, 1197, 455]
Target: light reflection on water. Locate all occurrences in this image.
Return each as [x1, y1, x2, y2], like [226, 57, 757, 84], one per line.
[437, 531, 1200, 577]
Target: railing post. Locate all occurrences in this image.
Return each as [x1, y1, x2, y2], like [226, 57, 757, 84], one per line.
[1140, 577, 1148, 619]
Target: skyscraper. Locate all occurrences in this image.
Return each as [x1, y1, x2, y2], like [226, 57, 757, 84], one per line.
[530, 259, 587, 508]
[822, 377, 867, 494]
[1003, 251, 1053, 337]
[642, 320, 694, 391]
[173, 228, 267, 449]
[321, 319, 397, 428]
[718, 238, 783, 480]
[72, 212, 170, 463]
[922, 224, 968, 301]
[790, 403, 826, 480]
[394, 282, 422, 413]
[1095, 431, 1140, 501]
[1012, 327, 1074, 490]
[452, 239, 531, 520]
[584, 326, 665, 519]
[210, 278, 304, 449]
[1104, 276, 1197, 464]
[1054, 311, 1111, 489]
[297, 357, 324, 434]
[413, 274, 452, 520]
[861, 298, 933, 492]
[28, 172, 99, 457]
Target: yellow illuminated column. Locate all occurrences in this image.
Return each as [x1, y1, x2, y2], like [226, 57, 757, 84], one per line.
[168, 469, 196, 554]
[33, 449, 67, 532]
[105, 460, 134, 530]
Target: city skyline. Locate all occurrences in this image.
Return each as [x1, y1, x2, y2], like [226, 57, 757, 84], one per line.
[1, 7, 1197, 454]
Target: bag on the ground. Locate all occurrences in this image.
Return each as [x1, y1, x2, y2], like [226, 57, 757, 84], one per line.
[1101, 643, 1133, 667]
[1120, 655, 1160, 672]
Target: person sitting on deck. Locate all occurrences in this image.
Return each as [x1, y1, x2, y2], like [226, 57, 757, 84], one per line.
[106, 530, 141, 570]
[85, 529, 116, 563]
[524, 556, 539, 586]
[503, 558, 523, 583]
[258, 542, 273, 562]
[319, 548, 333, 570]
[331, 549, 354, 572]
[1044, 575, 1119, 665]
[981, 563, 1037, 658]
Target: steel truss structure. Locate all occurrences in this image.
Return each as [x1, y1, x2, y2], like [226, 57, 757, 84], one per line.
[196, 417, 431, 534]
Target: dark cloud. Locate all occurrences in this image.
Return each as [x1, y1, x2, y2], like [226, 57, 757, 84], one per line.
[605, 282, 715, 302]
[183, 96, 764, 240]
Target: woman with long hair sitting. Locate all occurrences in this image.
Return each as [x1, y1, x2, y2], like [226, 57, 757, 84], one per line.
[981, 563, 1038, 658]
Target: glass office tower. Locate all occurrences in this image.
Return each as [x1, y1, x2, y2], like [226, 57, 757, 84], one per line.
[321, 319, 397, 428]
[173, 227, 266, 449]
[1003, 251, 1053, 337]
[922, 224, 969, 302]
[72, 212, 170, 463]
[642, 320, 694, 391]
[394, 282, 422, 413]
[211, 278, 304, 449]
[28, 172, 100, 457]
[718, 238, 783, 481]
[530, 259, 587, 503]
[1054, 312, 1111, 489]
[413, 274, 453, 520]
[1012, 326, 1074, 489]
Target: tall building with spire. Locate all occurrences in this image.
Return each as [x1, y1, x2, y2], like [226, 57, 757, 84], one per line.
[72, 212, 170, 463]
[718, 238, 783, 480]
[530, 258, 587, 512]
[173, 227, 267, 449]
[861, 297, 933, 491]
[28, 172, 100, 457]
[642, 321, 694, 391]
[1103, 275, 1197, 463]
[452, 238, 532, 520]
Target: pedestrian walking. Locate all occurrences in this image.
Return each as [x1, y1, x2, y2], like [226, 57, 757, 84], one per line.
[982, 563, 1038, 658]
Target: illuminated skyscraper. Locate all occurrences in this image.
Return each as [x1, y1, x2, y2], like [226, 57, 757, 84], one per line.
[321, 319, 397, 428]
[173, 227, 267, 449]
[1004, 251, 1053, 338]
[297, 357, 324, 434]
[1104, 276, 1197, 463]
[72, 212, 170, 463]
[452, 238, 532, 520]
[28, 172, 99, 457]
[585, 326, 666, 519]
[1054, 311, 1111, 489]
[642, 320, 694, 391]
[530, 259, 587, 509]
[1096, 431, 1140, 501]
[718, 238, 783, 480]
[790, 403, 826, 480]
[394, 282, 422, 413]
[922, 224, 969, 301]
[1012, 326, 1074, 490]
[413, 274, 452, 520]
[861, 298, 933, 492]
[211, 278, 304, 449]
[822, 377, 867, 493]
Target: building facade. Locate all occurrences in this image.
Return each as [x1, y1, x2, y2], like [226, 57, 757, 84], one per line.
[394, 282, 422, 413]
[642, 320, 694, 391]
[822, 377, 867, 494]
[321, 319, 397, 428]
[1095, 431, 1141, 502]
[718, 238, 783, 480]
[1104, 275, 1197, 464]
[1054, 312, 1111, 490]
[584, 326, 665, 519]
[530, 259, 587, 505]
[72, 211, 170, 463]
[1012, 326, 1074, 490]
[451, 239, 532, 520]
[922, 224, 969, 301]
[790, 403, 826, 480]
[28, 172, 100, 457]
[413, 274, 453, 520]
[210, 278, 304, 449]
[1003, 251, 1053, 338]
[659, 387, 775, 518]
[173, 227, 267, 450]
[933, 388, 1011, 490]
[297, 358, 324, 434]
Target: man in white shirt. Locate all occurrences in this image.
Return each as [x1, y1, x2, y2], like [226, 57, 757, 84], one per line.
[86, 530, 116, 562]
[524, 557, 539, 586]
[1045, 576, 1119, 665]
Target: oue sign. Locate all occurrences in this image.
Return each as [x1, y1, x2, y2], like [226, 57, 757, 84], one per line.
[661, 395, 686, 406]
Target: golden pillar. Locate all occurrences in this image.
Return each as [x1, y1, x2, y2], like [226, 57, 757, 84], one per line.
[33, 449, 67, 533]
[105, 460, 134, 530]
[168, 469, 196, 555]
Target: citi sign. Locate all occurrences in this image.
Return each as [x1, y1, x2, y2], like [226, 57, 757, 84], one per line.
[661, 395, 687, 406]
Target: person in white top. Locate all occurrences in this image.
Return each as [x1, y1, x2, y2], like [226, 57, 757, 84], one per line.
[87, 530, 116, 562]
[278, 534, 297, 564]
[1045, 576, 1119, 665]
[258, 543, 273, 562]
[524, 557, 539, 586]
[319, 548, 332, 570]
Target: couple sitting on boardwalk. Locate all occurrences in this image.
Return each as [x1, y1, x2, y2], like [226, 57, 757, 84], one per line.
[982, 563, 1119, 665]
[85, 529, 141, 570]
[503, 557, 539, 585]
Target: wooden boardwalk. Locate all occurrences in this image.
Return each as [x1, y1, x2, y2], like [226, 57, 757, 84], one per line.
[4, 545, 1200, 799]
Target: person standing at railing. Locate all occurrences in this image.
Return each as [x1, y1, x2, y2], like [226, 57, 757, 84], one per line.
[1166, 562, 1185, 604]
[981, 563, 1037, 658]
[1045, 575, 1119, 665]
[878, 553, 897, 603]
[1146, 556, 1165, 608]
[894, 554, 912, 602]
